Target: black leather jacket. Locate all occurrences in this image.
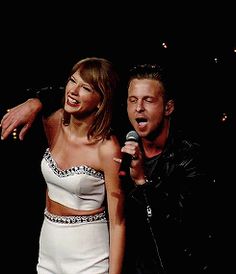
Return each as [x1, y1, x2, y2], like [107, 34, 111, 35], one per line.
[122, 127, 215, 274]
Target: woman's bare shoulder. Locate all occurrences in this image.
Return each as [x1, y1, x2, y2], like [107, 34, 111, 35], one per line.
[99, 134, 121, 159]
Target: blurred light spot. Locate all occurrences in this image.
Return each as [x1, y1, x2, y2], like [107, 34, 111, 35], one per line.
[214, 57, 218, 63]
[161, 42, 168, 48]
[221, 112, 228, 122]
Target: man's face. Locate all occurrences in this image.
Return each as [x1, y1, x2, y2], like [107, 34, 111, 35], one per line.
[127, 78, 166, 138]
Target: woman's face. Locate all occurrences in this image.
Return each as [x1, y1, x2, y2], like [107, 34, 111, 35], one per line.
[64, 71, 101, 118]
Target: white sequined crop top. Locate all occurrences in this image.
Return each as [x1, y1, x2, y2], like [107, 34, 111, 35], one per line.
[41, 148, 105, 210]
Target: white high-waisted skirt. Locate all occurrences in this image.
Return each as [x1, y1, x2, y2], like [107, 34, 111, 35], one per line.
[37, 210, 109, 274]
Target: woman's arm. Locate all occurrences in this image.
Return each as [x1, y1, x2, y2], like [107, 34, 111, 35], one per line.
[100, 136, 126, 274]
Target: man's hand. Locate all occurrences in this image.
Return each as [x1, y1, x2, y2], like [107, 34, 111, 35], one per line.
[0, 98, 42, 140]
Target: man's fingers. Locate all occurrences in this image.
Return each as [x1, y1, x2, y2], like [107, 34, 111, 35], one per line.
[0, 112, 10, 126]
[18, 123, 31, 141]
[113, 157, 122, 163]
[1, 120, 18, 140]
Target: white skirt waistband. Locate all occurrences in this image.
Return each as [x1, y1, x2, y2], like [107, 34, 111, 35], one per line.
[44, 208, 107, 225]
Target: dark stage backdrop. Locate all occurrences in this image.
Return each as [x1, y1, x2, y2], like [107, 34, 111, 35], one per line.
[1, 7, 235, 273]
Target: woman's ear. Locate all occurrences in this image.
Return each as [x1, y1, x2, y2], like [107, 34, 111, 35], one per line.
[165, 99, 175, 116]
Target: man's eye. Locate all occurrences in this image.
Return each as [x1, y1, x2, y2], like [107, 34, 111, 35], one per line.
[129, 98, 137, 103]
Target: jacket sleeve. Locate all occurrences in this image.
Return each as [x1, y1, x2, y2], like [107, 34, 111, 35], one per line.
[26, 85, 65, 117]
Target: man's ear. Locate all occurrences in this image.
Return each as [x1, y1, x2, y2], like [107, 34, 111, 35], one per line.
[165, 99, 175, 116]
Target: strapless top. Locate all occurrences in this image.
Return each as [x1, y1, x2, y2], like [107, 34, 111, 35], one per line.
[41, 148, 105, 210]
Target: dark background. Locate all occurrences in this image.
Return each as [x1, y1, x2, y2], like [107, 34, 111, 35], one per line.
[1, 4, 235, 273]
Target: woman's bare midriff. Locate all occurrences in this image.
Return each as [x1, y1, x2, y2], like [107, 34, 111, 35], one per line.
[46, 192, 105, 216]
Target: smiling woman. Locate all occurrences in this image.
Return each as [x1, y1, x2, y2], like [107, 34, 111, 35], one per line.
[0, 57, 126, 274]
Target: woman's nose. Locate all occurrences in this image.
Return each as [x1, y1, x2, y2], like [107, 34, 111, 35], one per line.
[70, 85, 80, 95]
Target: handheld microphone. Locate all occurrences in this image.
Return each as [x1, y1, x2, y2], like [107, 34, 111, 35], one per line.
[119, 130, 139, 177]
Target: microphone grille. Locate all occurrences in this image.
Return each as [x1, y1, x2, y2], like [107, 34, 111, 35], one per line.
[126, 130, 139, 142]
